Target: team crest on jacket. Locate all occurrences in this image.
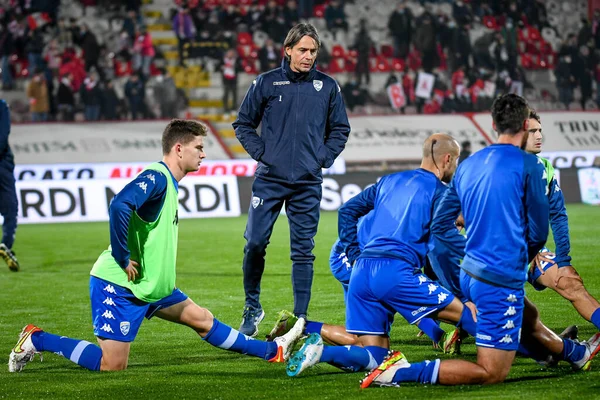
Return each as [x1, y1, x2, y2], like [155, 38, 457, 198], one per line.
[313, 80, 323, 91]
[252, 196, 261, 209]
[120, 321, 130, 336]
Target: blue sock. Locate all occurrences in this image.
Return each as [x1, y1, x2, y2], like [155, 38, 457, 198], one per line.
[31, 332, 102, 371]
[320, 345, 388, 372]
[457, 306, 477, 336]
[562, 338, 587, 364]
[305, 321, 323, 335]
[418, 318, 444, 343]
[591, 308, 600, 330]
[203, 318, 277, 360]
[392, 359, 441, 384]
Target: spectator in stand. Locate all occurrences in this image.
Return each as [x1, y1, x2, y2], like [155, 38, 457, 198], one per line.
[573, 45, 594, 110]
[172, 7, 196, 67]
[59, 50, 86, 92]
[388, 0, 412, 59]
[43, 38, 61, 74]
[25, 28, 44, 72]
[221, 5, 243, 28]
[451, 23, 472, 72]
[57, 73, 75, 121]
[124, 72, 145, 120]
[452, 0, 472, 27]
[270, 14, 289, 45]
[297, 0, 314, 19]
[324, 0, 348, 40]
[317, 42, 331, 71]
[117, 29, 133, 61]
[246, 4, 264, 34]
[220, 48, 242, 115]
[342, 77, 367, 113]
[101, 80, 121, 120]
[593, 10, 600, 50]
[500, 18, 518, 66]
[283, 1, 299, 27]
[133, 26, 155, 78]
[40, 60, 56, 120]
[69, 17, 82, 47]
[26, 67, 49, 122]
[80, 24, 102, 77]
[258, 38, 280, 73]
[122, 10, 137, 42]
[353, 19, 371, 86]
[458, 140, 471, 164]
[555, 55, 574, 110]
[154, 69, 179, 119]
[262, 0, 282, 32]
[55, 18, 74, 49]
[505, 1, 520, 25]
[559, 33, 578, 60]
[414, 13, 438, 72]
[80, 72, 103, 121]
[0, 23, 15, 90]
[473, 32, 496, 71]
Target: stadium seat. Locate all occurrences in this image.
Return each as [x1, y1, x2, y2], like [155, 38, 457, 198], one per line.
[314, 4, 325, 18]
[381, 44, 393, 58]
[392, 58, 405, 72]
[331, 44, 346, 59]
[376, 57, 391, 72]
[483, 16, 498, 30]
[237, 32, 252, 46]
[329, 58, 345, 73]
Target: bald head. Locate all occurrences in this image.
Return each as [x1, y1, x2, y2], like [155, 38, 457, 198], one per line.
[422, 133, 460, 162]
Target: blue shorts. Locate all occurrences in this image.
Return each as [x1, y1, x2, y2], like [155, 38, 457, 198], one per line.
[527, 247, 557, 291]
[90, 276, 188, 342]
[460, 270, 524, 351]
[346, 258, 455, 335]
[329, 247, 352, 299]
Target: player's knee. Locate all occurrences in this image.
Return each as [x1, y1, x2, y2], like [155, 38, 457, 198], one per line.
[244, 239, 267, 256]
[481, 369, 509, 384]
[182, 304, 214, 334]
[100, 356, 128, 371]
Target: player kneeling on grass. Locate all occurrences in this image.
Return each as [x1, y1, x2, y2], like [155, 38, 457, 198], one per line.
[8, 119, 304, 373]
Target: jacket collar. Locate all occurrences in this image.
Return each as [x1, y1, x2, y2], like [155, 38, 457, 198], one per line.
[281, 57, 317, 82]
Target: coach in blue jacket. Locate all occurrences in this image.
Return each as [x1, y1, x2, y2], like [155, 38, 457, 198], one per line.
[0, 99, 19, 271]
[233, 23, 350, 336]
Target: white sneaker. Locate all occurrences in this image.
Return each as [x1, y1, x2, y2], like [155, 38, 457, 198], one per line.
[360, 351, 409, 388]
[8, 324, 42, 372]
[572, 333, 600, 371]
[286, 332, 324, 377]
[269, 317, 305, 363]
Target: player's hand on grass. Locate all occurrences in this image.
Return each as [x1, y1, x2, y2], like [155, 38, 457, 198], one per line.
[530, 251, 556, 275]
[125, 260, 139, 281]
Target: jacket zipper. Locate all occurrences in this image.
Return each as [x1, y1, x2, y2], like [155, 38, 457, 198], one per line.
[291, 82, 299, 183]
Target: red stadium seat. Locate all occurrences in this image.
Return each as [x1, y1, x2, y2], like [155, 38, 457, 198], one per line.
[520, 54, 533, 69]
[392, 58, 405, 72]
[528, 27, 541, 41]
[376, 57, 391, 72]
[331, 44, 345, 58]
[381, 44, 393, 58]
[328, 58, 345, 73]
[483, 16, 498, 30]
[314, 4, 325, 18]
[237, 32, 252, 46]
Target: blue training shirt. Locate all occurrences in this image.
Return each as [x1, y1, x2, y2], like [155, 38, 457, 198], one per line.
[548, 175, 571, 267]
[432, 144, 549, 289]
[108, 161, 178, 268]
[339, 168, 444, 272]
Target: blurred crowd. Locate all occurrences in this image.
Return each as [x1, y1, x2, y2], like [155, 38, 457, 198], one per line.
[2, 0, 600, 121]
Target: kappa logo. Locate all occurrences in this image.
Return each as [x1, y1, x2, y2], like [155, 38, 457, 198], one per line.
[251, 196, 263, 209]
[100, 323, 114, 333]
[428, 283, 438, 295]
[506, 294, 517, 302]
[418, 275, 428, 285]
[502, 320, 515, 329]
[499, 334, 513, 344]
[102, 310, 116, 320]
[476, 333, 492, 341]
[145, 173, 155, 184]
[137, 181, 147, 194]
[103, 297, 116, 306]
[313, 80, 323, 91]
[103, 284, 117, 294]
[411, 306, 427, 316]
[120, 321, 130, 336]
[437, 292, 448, 304]
[273, 80, 290, 86]
[504, 306, 517, 316]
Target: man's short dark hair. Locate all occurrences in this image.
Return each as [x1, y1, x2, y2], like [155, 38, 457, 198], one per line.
[491, 94, 529, 135]
[529, 109, 540, 123]
[283, 23, 320, 61]
[162, 119, 207, 155]
[461, 140, 471, 149]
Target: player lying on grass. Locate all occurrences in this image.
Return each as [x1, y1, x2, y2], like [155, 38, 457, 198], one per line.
[8, 119, 305, 373]
[526, 110, 600, 333]
[278, 134, 481, 377]
[360, 94, 600, 388]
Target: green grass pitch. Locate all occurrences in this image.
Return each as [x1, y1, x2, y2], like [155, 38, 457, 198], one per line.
[1, 205, 600, 399]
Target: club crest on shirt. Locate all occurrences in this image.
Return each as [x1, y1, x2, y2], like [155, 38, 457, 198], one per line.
[251, 196, 261, 209]
[120, 321, 130, 336]
[313, 80, 323, 92]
